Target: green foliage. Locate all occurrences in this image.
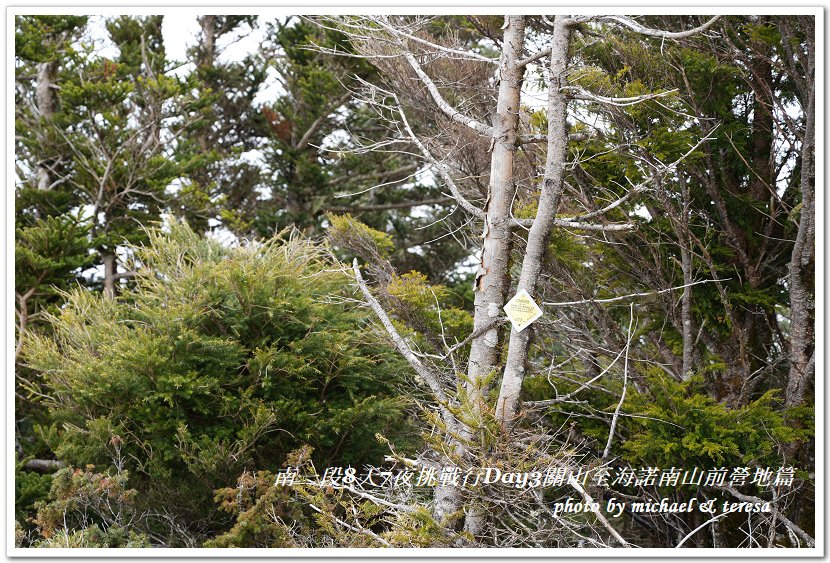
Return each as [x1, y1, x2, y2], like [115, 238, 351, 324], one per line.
[33, 525, 150, 549]
[174, 16, 267, 233]
[383, 506, 454, 547]
[208, 446, 449, 548]
[15, 215, 95, 301]
[208, 469, 302, 547]
[571, 16, 801, 413]
[32, 466, 149, 547]
[16, 15, 184, 302]
[14, 215, 97, 492]
[622, 373, 810, 469]
[25, 220, 418, 542]
[387, 271, 473, 345]
[15, 13, 815, 549]
[15, 466, 52, 525]
[327, 214, 473, 355]
[15, 16, 88, 63]
[246, 19, 466, 282]
[328, 213, 394, 261]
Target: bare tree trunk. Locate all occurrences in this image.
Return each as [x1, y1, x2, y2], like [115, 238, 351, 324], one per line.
[495, 16, 571, 426]
[786, 49, 815, 407]
[16, 294, 31, 361]
[103, 253, 117, 300]
[196, 16, 216, 155]
[679, 175, 694, 380]
[35, 61, 58, 191]
[199, 16, 216, 66]
[459, 16, 526, 538]
[320, 13, 728, 547]
[466, 16, 525, 411]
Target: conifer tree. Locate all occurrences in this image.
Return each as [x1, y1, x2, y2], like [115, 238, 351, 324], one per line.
[23, 221, 418, 545]
[174, 16, 268, 234]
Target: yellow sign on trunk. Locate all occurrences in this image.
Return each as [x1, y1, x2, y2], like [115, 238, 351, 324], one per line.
[504, 289, 543, 332]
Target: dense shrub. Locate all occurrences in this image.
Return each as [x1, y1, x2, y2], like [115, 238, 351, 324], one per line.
[24, 221, 418, 543]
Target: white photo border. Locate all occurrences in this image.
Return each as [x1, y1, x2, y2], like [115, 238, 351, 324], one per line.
[5, 3, 824, 559]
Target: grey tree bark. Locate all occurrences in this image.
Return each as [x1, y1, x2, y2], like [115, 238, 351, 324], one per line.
[785, 47, 815, 407]
[495, 16, 571, 425]
[679, 174, 694, 381]
[323, 14, 733, 546]
[465, 16, 525, 416]
[103, 252, 117, 300]
[35, 61, 58, 192]
[457, 15, 526, 538]
[196, 16, 216, 155]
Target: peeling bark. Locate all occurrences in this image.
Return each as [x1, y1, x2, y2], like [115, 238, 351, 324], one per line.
[465, 16, 525, 408]
[459, 15, 526, 538]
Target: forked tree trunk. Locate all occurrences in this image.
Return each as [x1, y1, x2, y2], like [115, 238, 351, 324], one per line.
[495, 16, 571, 426]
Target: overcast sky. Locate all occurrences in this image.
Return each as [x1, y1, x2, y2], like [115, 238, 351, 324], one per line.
[84, 14, 281, 104]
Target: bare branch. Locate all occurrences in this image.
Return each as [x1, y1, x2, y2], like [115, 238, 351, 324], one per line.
[371, 16, 498, 64]
[568, 475, 630, 547]
[542, 278, 726, 307]
[401, 50, 494, 137]
[718, 486, 815, 548]
[392, 94, 486, 219]
[307, 503, 391, 546]
[517, 47, 551, 68]
[305, 480, 418, 515]
[602, 303, 633, 459]
[512, 216, 633, 230]
[23, 459, 64, 473]
[555, 219, 633, 231]
[296, 91, 351, 150]
[352, 259, 450, 406]
[516, 126, 718, 229]
[326, 197, 454, 213]
[564, 85, 679, 106]
[441, 316, 507, 360]
[535, 337, 628, 405]
[519, 131, 596, 144]
[675, 511, 731, 548]
[600, 15, 721, 40]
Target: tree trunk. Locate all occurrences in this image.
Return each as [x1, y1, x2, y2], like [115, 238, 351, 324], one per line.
[680, 175, 694, 381]
[786, 48, 815, 407]
[495, 16, 571, 425]
[196, 16, 216, 154]
[35, 60, 58, 191]
[16, 293, 31, 361]
[457, 15, 526, 538]
[466, 17, 525, 407]
[103, 253, 117, 300]
[199, 16, 216, 66]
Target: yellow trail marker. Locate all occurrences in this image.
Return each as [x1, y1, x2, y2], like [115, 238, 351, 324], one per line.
[503, 289, 543, 332]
